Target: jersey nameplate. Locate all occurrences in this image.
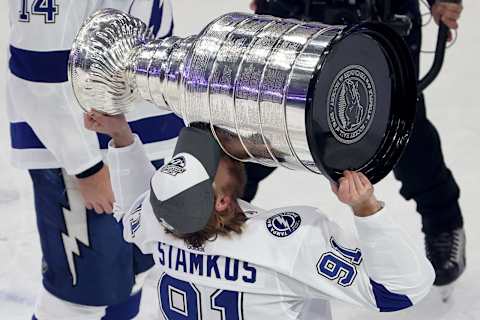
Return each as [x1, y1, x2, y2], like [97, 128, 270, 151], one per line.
[157, 242, 257, 285]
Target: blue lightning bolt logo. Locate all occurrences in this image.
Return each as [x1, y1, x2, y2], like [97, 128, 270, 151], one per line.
[61, 176, 90, 286]
[274, 215, 293, 232]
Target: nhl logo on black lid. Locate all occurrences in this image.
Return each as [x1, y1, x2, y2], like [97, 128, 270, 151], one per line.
[327, 65, 376, 145]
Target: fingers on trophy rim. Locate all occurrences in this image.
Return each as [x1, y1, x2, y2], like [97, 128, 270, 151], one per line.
[359, 172, 370, 188]
[339, 178, 348, 196]
[352, 172, 364, 192]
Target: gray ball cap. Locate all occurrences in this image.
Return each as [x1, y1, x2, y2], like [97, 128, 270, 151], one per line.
[149, 127, 222, 234]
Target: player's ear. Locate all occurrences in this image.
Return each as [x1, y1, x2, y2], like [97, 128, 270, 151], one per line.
[215, 194, 232, 213]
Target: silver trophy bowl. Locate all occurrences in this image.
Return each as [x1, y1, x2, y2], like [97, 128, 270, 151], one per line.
[69, 9, 416, 183]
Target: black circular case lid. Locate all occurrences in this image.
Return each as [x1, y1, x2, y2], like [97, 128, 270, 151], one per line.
[306, 23, 417, 184]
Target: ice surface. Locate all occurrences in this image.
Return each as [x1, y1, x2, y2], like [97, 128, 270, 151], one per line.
[1, 0, 479, 319]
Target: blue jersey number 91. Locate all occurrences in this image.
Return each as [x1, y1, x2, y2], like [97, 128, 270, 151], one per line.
[158, 274, 243, 320]
[317, 237, 363, 287]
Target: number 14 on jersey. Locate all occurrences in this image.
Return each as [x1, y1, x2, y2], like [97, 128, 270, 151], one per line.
[19, 0, 59, 23]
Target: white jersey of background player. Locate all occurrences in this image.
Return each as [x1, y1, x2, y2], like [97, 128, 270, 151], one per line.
[7, 1, 184, 319]
[84, 112, 436, 320]
[8, 0, 180, 172]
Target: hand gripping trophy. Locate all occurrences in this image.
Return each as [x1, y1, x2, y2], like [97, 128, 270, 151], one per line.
[69, 9, 416, 183]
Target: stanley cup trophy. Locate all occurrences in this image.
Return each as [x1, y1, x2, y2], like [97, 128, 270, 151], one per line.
[69, 9, 417, 183]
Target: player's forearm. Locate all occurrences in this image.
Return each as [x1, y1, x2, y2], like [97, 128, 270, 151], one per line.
[355, 209, 435, 304]
[110, 125, 135, 148]
[107, 134, 156, 217]
[351, 196, 382, 217]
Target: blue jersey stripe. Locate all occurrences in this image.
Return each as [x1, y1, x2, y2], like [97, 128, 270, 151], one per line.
[370, 279, 413, 312]
[9, 46, 70, 83]
[149, 0, 163, 36]
[11, 113, 184, 150]
[97, 113, 184, 149]
[10, 122, 46, 149]
[102, 290, 142, 320]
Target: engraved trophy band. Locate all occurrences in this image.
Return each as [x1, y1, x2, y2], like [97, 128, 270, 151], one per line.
[69, 9, 417, 183]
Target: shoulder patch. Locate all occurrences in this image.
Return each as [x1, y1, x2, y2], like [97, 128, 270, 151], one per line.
[128, 205, 142, 238]
[266, 212, 301, 237]
[160, 156, 186, 176]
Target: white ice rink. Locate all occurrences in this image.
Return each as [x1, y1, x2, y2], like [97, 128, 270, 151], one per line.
[0, 0, 479, 319]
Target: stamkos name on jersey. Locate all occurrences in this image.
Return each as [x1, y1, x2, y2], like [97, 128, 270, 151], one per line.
[157, 242, 257, 284]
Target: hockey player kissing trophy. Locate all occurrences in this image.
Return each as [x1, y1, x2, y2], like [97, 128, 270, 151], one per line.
[71, 9, 435, 319]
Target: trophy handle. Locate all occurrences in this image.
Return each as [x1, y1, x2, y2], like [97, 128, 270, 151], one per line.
[68, 9, 154, 115]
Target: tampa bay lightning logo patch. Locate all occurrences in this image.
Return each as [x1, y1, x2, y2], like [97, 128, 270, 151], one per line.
[266, 212, 301, 237]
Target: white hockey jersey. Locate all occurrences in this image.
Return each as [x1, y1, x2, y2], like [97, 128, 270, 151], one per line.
[7, 0, 183, 175]
[108, 136, 435, 320]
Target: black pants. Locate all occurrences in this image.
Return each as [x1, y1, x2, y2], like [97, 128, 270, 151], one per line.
[392, 20, 463, 235]
[244, 20, 463, 235]
[392, 94, 463, 234]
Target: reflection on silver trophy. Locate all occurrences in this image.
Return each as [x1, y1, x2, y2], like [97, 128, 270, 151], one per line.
[69, 9, 417, 183]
